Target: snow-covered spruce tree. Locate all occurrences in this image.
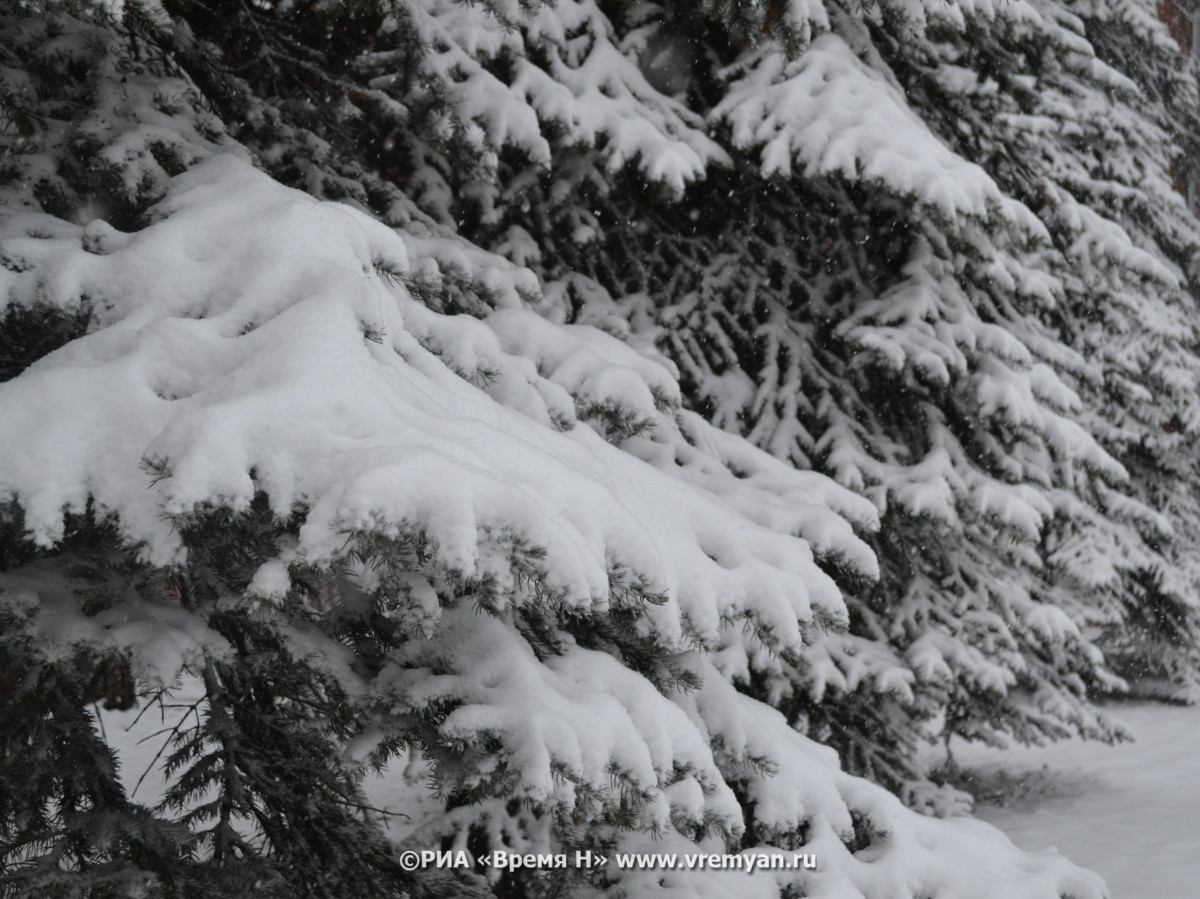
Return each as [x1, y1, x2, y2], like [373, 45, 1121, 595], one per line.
[845, 0, 1200, 704]
[6, 0, 1196, 833]
[346, 8, 1089, 810]
[379, 0, 1200, 803]
[0, 5, 1109, 899]
[843, 0, 1200, 704]
[1061, 0, 1200, 700]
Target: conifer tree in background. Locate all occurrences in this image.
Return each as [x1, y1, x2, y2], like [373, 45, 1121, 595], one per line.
[0, 0, 1192, 897]
[446, 0, 1200, 802]
[860, 0, 1200, 705]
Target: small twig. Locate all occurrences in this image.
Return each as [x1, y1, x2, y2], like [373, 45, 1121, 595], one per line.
[336, 795, 411, 821]
[125, 686, 169, 731]
[93, 701, 108, 744]
[131, 695, 205, 798]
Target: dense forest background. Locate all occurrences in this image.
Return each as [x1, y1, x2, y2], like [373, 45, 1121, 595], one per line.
[2, 0, 1199, 895]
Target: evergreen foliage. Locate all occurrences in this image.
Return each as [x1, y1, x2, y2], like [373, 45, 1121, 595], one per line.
[0, 0, 1195, 894]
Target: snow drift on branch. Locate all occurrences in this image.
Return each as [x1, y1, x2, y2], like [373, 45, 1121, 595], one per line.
[0, 154, 863, 654]
[0, 151, 1108, 898]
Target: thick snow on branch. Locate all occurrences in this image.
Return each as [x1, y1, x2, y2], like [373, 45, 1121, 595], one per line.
[395, 0, 726, 194]
[715, 35, 1045, 232]
[384, 610, 1105, 899]
[0, 153, 1110, 898]
[0, 155, 858, 653]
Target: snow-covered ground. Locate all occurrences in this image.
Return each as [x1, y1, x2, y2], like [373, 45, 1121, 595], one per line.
[956, 701, 1200, 899]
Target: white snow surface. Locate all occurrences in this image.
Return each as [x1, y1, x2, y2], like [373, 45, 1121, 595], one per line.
[959, 701, 1200, 899]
